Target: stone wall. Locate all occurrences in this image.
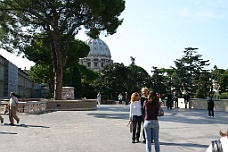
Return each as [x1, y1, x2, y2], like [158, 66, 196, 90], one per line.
[46, 99, 97, 111]
[189, 98, 228, 112]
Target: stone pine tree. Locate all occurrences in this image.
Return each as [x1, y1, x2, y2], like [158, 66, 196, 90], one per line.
[172, 47, 210, 96]
[0, 0, 125, 99]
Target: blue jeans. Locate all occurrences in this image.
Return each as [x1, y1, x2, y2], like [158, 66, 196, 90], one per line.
[144, 120, 160, 152]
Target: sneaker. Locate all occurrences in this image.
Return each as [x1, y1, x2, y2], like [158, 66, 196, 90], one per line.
[1, 118, 3, 123]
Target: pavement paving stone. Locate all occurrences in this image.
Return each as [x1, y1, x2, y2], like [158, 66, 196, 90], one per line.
[0, 105, 227, 152]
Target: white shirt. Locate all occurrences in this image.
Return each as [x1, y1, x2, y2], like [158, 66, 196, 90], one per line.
[206, 137, 228, 152]
[9, 96, 18, 107]
[129, 100, 142, 117]
[118, 94, 123, 100]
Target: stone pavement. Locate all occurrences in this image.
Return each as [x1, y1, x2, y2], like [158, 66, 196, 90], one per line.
[0, 105, 227, 152]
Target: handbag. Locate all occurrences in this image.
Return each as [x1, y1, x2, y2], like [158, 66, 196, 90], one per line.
[158, 105, 164, 116]
[127, 120, 133, 133]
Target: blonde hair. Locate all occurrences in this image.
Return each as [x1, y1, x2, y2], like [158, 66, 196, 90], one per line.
[130, 92, 140, 102]
[141, 87, 149, 93]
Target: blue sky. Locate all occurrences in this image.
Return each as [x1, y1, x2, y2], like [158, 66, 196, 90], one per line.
[1, 0, 228, 73]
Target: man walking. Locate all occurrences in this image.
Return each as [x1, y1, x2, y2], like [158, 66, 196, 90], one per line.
[7, 92, 20, 125]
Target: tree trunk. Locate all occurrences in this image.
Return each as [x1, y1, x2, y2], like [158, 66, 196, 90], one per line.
[54, 62, 63, 100]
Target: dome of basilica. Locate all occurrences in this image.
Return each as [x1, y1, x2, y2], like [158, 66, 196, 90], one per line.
[85, 38, 111, 58]
[79, 38, 113, 71]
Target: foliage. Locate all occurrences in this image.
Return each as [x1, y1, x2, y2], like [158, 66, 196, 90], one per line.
[93, 61, 150, 100]
[219, 70, 228, 93]
[211, 66, 225, 93]
[219, 92, 228, 99]
[150, 67, 170, 95]
[195, 70, 211, 98]
[25, 35, 91, 98]
[0, 0, 125, 99]
[171, 47, 210, 96]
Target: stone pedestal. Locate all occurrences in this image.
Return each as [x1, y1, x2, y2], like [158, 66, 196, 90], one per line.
[62, 87, 75, 100]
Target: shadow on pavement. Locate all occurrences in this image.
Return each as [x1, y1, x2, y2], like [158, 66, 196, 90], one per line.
[160, 141, 208, 149]
[160, 108, 228, 125]
[0, 131, 17, 134]
[88, 113, 128, 120]
[4, 124, 50, 128]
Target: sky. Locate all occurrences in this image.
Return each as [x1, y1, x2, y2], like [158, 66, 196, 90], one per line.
[1, 0, 228, 73]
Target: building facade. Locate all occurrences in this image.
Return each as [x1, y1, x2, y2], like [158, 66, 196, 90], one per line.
[0, 54, 34, 98]
[79, 38, 113, 71]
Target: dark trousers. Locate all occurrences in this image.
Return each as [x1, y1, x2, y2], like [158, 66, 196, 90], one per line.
[167, 99, 172, 109]
[132, 115, 142, 140]
[208, 102, 214, 117]
[208, 109, 214, 117]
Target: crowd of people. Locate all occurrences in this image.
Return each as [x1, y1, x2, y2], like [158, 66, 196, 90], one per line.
[126, 88, 224, 152]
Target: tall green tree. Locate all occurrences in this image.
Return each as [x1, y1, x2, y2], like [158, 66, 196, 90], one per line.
[220, 70, 228, 93]
[195, 70, 211, 98]
[24, 36, 90, 98]
[150, 67, 167, 94]
[211, 65, 225, 93]
[0, 0, 125, 99]
[172, 47, 210, 96]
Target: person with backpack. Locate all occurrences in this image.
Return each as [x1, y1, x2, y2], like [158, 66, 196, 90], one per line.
[206, 130, 228, 152]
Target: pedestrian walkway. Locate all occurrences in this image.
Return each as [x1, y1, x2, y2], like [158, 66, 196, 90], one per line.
[0, 105, 227, 152]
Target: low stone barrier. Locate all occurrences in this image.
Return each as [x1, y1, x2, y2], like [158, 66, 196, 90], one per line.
[46, 99, 97, 111]
[1, 98, 97, 114]
[189, 98, 228, 112]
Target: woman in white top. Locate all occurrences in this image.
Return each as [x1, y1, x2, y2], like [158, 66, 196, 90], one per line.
[129, 92, 142, 143]
[206, 130, 228, 152]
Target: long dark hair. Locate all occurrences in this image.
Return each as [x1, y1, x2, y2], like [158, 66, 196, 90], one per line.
[148, 90, 158, 103]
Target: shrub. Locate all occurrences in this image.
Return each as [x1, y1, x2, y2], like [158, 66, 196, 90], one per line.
[219, 92, 228, 99]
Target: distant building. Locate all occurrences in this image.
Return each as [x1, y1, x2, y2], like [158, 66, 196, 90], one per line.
[79, 38, 113, 71]
[0, 54, 35, 98]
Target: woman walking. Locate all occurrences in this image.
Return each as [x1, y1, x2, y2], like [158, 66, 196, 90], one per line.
[143, 90, 160, 152]
[129, 92, 142, 143]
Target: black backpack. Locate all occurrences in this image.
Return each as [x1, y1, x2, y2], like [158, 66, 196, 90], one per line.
[211, 140, 223, 152]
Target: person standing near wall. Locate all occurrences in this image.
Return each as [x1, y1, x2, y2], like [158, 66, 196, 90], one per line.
[118, 93, 123, 105]
[184, 92, 190, 109]
[125, 92, 129, 105]
[207, 92, 214, 118]
[173, 92, 179, 108]
[97, 92, 102, 106]
[7, 92, 20, 125]
[167, 92, 173, 110]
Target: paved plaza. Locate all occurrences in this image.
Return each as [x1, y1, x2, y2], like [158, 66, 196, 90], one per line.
[0, 105, 227, 152]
